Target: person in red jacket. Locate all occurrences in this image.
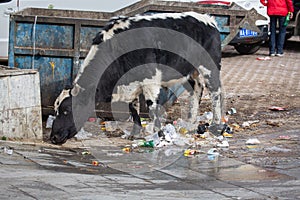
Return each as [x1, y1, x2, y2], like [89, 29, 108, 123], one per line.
[260, 0, 294, 56]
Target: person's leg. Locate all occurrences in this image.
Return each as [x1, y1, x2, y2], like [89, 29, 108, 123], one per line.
[276, 16, 286, 55]
[269, 16, 277, 55]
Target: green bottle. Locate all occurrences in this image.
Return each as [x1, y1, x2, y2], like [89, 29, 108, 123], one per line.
[284, 12, 291, 26]
[141, 140, 154, 148]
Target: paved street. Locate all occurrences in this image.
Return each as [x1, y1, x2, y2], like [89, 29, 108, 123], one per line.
[0, 38, 299, 200]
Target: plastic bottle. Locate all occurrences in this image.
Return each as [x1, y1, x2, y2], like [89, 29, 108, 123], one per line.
[141, 140, 155, 148]
[284, 12, 291, 26]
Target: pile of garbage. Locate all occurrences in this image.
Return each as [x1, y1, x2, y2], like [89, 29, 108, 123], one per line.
[46, 108, 244, 160]
[110, 111, 235, 159]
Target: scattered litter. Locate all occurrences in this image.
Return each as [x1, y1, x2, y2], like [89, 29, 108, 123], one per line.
[81, 151, 91, 155]
[1, 136, 7, 141]
[223, 132, 233, 138]
[216, 135, 224, 142]
[92, 160, 106, 167]
[184, 149, 202, 156]
[100, 121, 106, 131]
[269, 106, 286, 111]
[131, 140, 153, 148]
[139, 140, 155, 148]
[46, 115, 56, 128]
[221, 124, 233, 135]
[105, 121, 118, 132]
[197, 123, 209, 134]
[207, 148, 219, 161]
[141, 117, 150, 128]
[121, 130, 132, 139]
[246, 138, 261, 145]
[3, 147, 13, 155]
[88, 117, 96, 122]
[107, 152, 123, 156]
[197, 112, 213, 123]
[227, 107, 237, 115]
[217, 140, 229, 148]
[75, 128, 93, 140]
[207, 148, 219, 155]
[122, 147, 131, 153]
[231, 123, 241, 131]
[222, 116, 229, 123]
[277, 135, 291, 140]
[162, 124, 178, 141]
[265, 146, 291, 153]
[256, 56, 271, 61]
[266, 120, 282, 127]
[246, 145, 259, 149]
[242, 120, 260, 128]
[92, 161, 99, 166]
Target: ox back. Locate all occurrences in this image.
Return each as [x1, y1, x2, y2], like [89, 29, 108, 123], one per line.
[80, 12, 221, 103]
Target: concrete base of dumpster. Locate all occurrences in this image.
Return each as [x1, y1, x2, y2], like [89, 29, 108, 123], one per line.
[0, 66, 43, 140]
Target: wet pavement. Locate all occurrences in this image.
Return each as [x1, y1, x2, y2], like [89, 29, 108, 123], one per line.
[0, 128, 299, 200]
[0, 38, 299, 199]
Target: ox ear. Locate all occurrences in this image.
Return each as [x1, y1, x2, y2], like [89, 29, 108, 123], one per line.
[71, 84, 81, 96]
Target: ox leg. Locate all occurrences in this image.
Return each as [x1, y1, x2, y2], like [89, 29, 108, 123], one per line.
[187, 78, 204, 123]
[200, 66, 224, 135]
[129, 102, 142, 136]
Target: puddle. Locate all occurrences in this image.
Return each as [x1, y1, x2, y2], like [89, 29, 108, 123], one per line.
[215, 164, 291, 181]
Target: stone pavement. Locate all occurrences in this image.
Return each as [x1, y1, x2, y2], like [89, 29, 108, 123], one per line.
[0, 38, 299, 200]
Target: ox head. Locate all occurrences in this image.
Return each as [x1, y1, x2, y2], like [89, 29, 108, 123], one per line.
[50, 85, 81, 145]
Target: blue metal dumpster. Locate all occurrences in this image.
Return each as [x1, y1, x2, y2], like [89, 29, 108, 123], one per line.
[8, 8, 110, 113]
[8, 1, 267, 115]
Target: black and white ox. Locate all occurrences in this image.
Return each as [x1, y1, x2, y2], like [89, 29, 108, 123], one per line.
[50, 12, 224, 145]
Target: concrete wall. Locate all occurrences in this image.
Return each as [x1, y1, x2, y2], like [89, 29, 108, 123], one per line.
[0, 66, 43, 139]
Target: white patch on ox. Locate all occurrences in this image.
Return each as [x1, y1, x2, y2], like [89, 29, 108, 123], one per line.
[54, 89, 70, 114]
[102, 19, 131, 41]
[112, 69, 162, 104]
[132, 12, 217, 29]
[112, 81, 142, 103]
[142, 69, 162, 103]
[74, 45, 99, 85]
[133, 12, 183, 22]
[161, 74, 190, 88]
[198, 65, 212, 78]
[211, 87, 223, 124]
[183, 12, 218, 28]
[188, 78, 203, 124]
[101, 12, 218, 43]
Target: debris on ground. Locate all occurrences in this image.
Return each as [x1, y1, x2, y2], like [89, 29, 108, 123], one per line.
[94, 110, 242, 160]
[226, 107, 237, 115]
[264, 146, 291, 153]
[242, 120, 260, 128]
[266, 120, 283, 127]
[256, 56, 271, 61]
[75, 128, 93, 140]
[276, 135, 291, 140]
[207, 148, 220, 161]
[268, 106, 287, 111]
[46, 115, 56, 128]
[245, 138, 261, 145]
[245, 138, 261, 149]
[2, 146, 13, 155]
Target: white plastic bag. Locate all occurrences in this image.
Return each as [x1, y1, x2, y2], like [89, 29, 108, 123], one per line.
[46, 115, 56, 129]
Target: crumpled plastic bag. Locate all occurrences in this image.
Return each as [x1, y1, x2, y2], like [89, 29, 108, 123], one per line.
[46, 115, 56, 129]
[161, 124, 178, 141]
[75, 128, 93, 140]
